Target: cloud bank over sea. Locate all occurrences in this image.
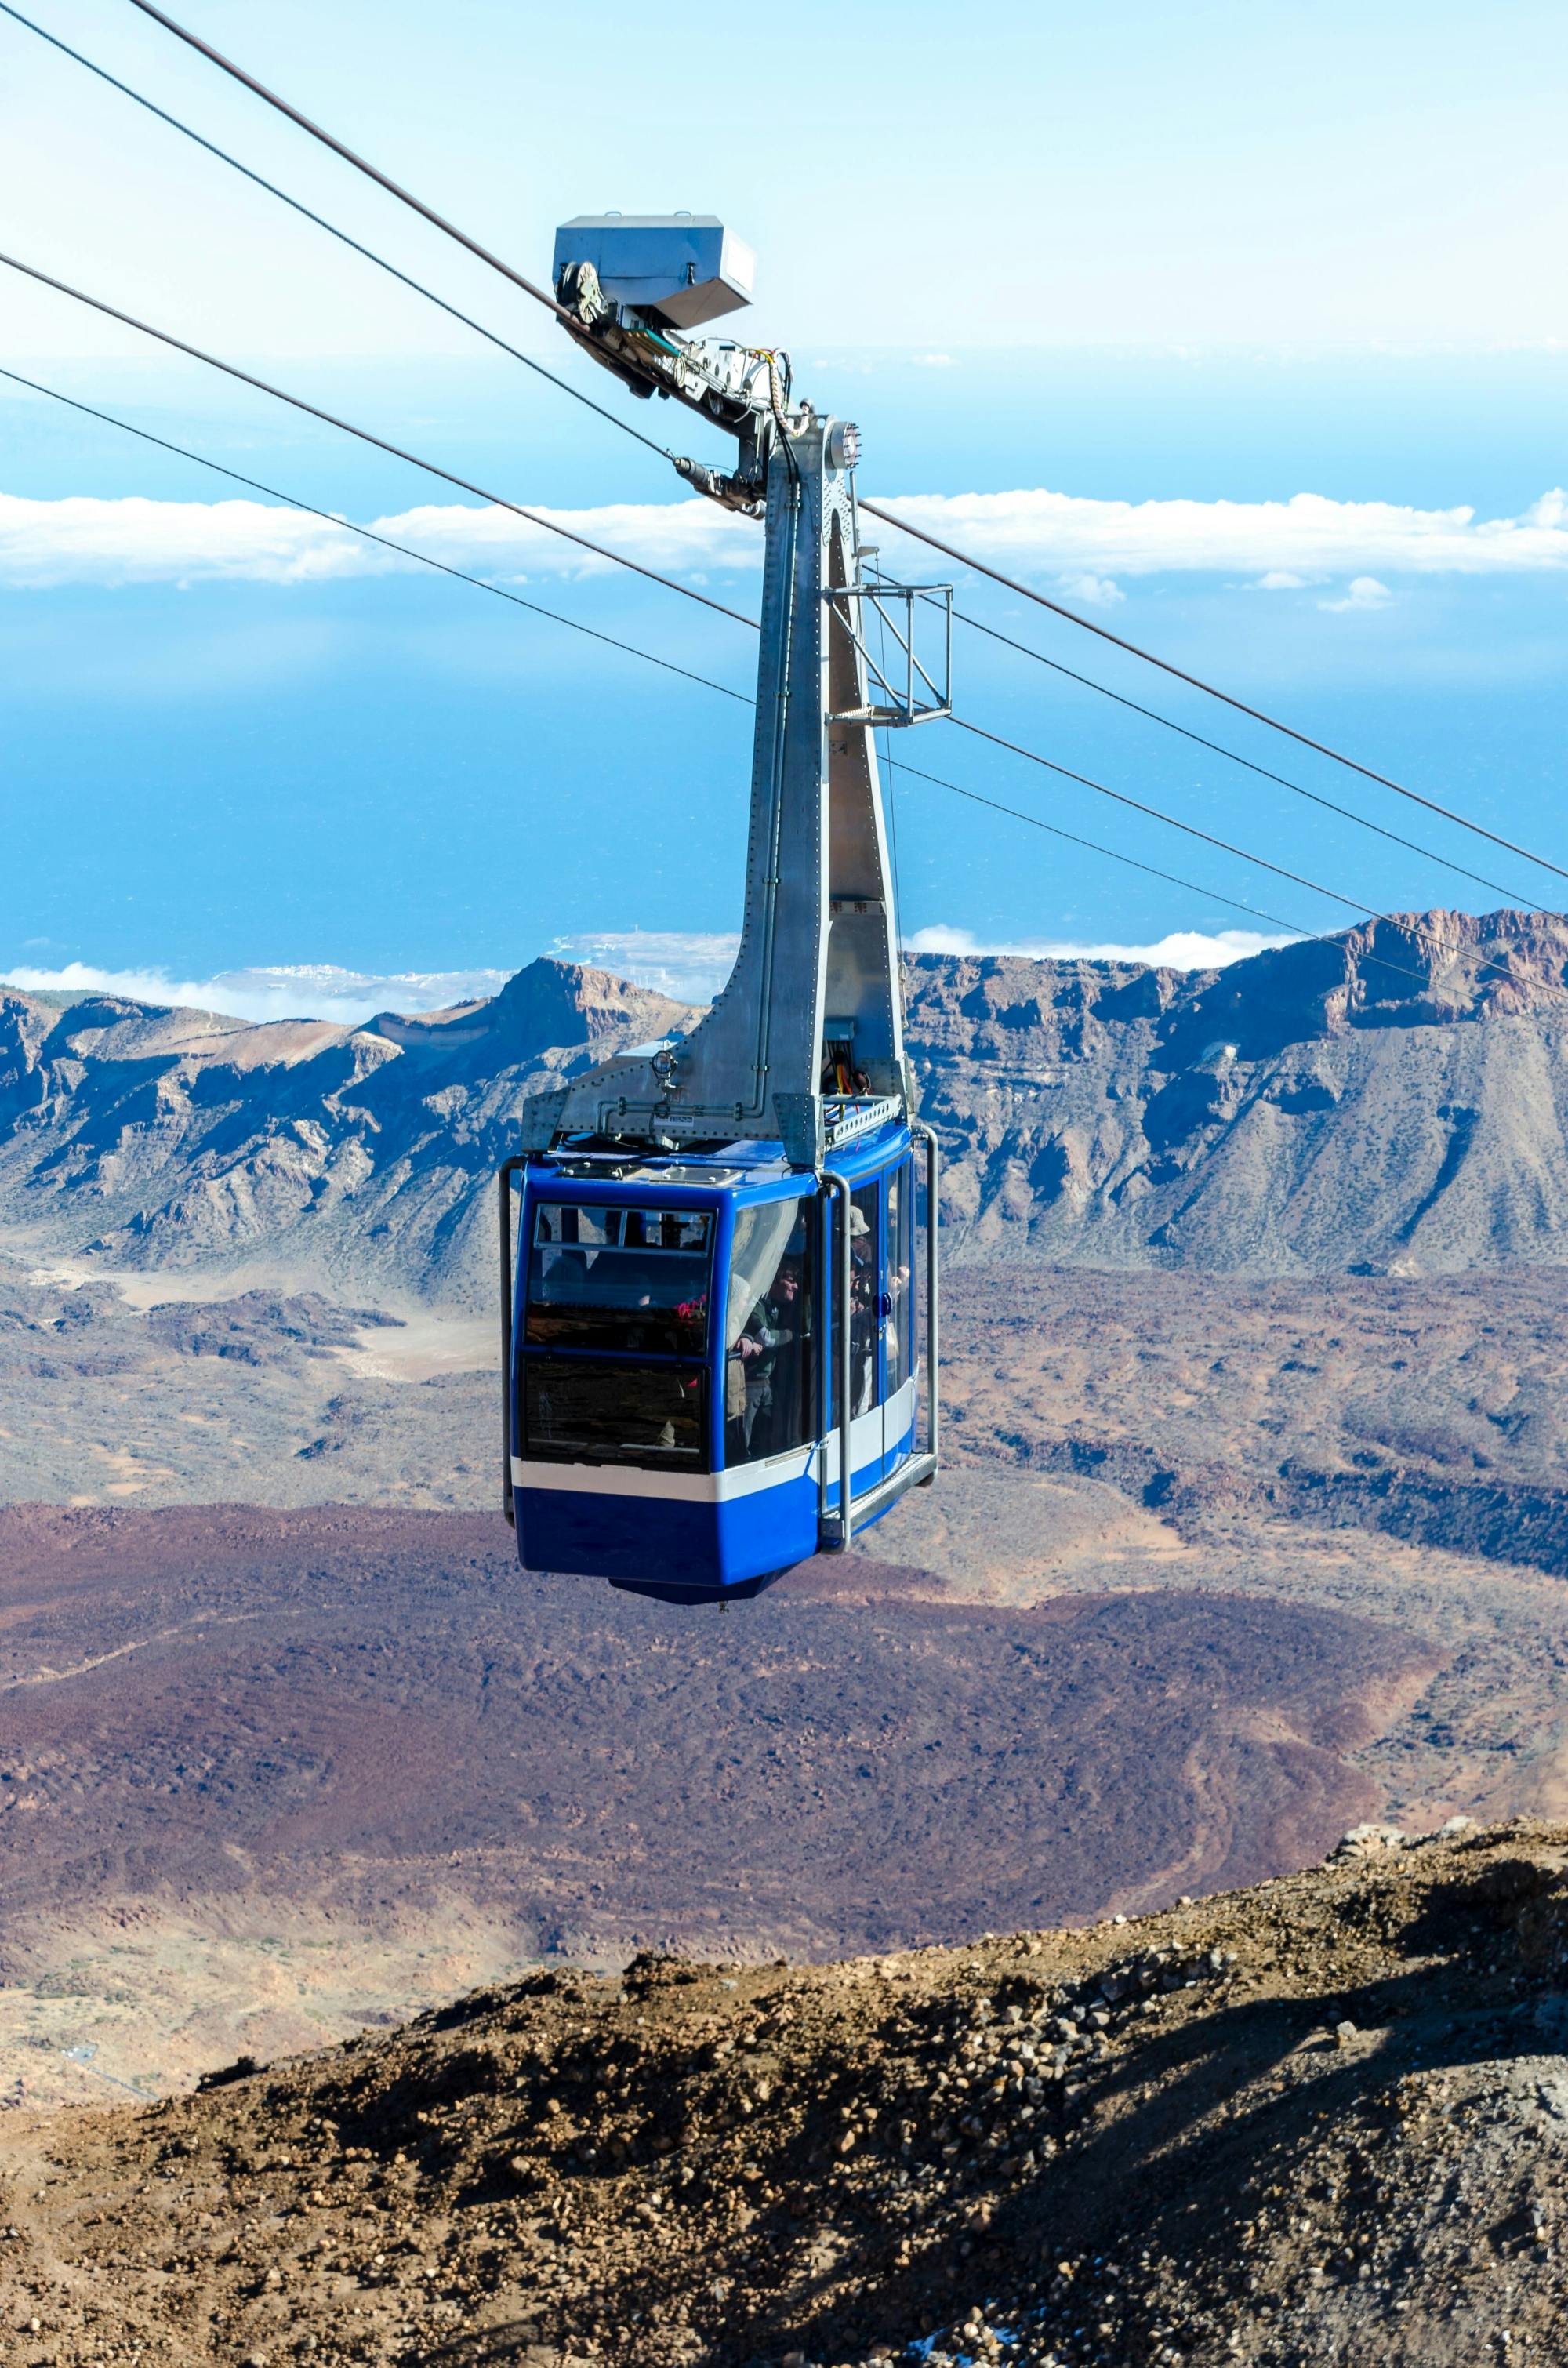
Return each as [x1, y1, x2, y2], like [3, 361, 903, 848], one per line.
[2, 930, 1284, 1026]
[3, 484, 1567, 603]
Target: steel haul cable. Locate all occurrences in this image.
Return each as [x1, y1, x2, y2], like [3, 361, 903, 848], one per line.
[941, 600, 1537, 908]
[0, 367, 748, 705]
[19, 2, 1531, 914]
[1, 252, 1526, 992]
[116, 0, 1566, 888]
[862, 498, 1568, 885]
[945, 714, 1544, 998]
[0, 2, 675, 465]
[0, 250, 752, 627]
[122, 0, 566, 320]
[5, 363, 1431, 980]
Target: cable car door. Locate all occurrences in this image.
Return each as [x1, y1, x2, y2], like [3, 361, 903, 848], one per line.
[834, 1157, 916, 1496]
[883, 1156, 916, 1475]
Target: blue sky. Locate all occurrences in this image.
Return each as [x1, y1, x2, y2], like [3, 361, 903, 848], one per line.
[2, 0, 1567, 1010]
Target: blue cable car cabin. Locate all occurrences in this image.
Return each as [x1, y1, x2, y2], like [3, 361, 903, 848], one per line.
[502, 1124, 936, 1603]
[499, 212, 946, 1599]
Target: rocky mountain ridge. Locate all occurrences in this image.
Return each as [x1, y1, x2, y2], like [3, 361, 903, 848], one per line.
[0, 961, 690, 1305]
[918, 907, 1568, 1271]
[4, 908, 1568, 1299]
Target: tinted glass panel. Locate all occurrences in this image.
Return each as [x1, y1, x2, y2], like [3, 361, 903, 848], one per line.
[849, 1181, 880, 1415]
[725, 1198, 815, 1465]
[886, 1161, 913, 1396]
[522, 1358, 706, 1467]
[828, 1179, 889, 1418]
[526, 1202, 712, 1355]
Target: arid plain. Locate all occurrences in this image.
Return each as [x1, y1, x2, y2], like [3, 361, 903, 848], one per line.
[4, 912, 1568, 2117]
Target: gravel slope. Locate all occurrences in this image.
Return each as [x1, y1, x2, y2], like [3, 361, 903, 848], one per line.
[5, 1821, 1568, 2366]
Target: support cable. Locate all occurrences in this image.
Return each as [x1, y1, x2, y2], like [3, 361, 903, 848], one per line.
[944, 600, 1537, 909]
[0, 2, 673, 465]
[0, 249, 754, 628]
[886, 754, 1539, 1002]
[947, 714, 1541, 997]
[18, 0, 1541, 917]
[2, 255, 1511, 990]
[0, 365, 749, 706]
[2, 360, 1497, 1004]
[862, 497, 1568, 885]
[888, 758, 1315, 940]
[950, 715, 1403, 926]
[110, 0, 1566, 888]
[122, 0, 566, 321]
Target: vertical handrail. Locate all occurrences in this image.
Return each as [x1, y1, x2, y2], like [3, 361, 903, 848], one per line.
[911, 1120, 940, 1469]
[498, 1154, 526, 1525]
[820, 1171, 855, 1549]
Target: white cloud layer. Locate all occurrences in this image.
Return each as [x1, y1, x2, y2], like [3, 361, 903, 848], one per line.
[5, 482, 1568, 592]
[904, 926, 1290, 968]
[3, 928, 1286, 1027]
[0, 961, 509, 1027]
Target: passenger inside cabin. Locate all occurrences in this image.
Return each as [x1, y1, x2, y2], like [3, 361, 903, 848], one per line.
[848, 1204, 878, 1414]
[731, 1256, 804, 1458]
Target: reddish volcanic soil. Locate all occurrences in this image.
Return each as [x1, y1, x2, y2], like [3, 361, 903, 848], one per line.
[0, 1505, 1440, 1969]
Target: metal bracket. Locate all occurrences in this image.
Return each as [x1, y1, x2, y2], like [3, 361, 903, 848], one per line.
[775, 1092, 826, 1169]
[825, 577, 953, 727]
[822, 1093, 904, 1149]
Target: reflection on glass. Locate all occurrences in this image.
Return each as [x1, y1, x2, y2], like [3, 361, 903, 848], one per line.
[885, 1161, 913, 1397]
[725, 1199, 815, 1465]
[523, 1359, 706, 1465]
[526, 1203, 712, 1356]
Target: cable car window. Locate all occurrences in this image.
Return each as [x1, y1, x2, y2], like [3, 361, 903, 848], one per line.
[885, 1161, 913, 1396]
[848, 1182, 880, 1415]
[526, 1204, 713, 1356]
[522, 1358, 706, 1466]
[725, 1198, 815, 1464]
[827, 1180, 884, 1422]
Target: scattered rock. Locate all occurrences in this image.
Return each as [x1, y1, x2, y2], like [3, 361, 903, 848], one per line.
[0, 1825, 1565, 2366]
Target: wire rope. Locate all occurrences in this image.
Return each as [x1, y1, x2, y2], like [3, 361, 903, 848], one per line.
[0, 249, 754, 627]
[942, 600, 1537, 909]
[113, 0, 1565, 891]
[949, 716, 1405, 925]
[5, 256, 1503, 990]
[3, 361, 1498, 1004]
[0, 365, 750, 706]
[15, 0, 1534, 922]
[861, 497, 1568, 885]
[886, 754, 1538, 1001]
[0, 2, 674, 466]
[888, 757, 1343, 943]
[946, 714, 1542, 997]
[122, 0, 566, 319]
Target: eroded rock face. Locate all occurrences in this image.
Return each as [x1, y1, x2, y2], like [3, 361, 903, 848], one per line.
[4, 910, 1568, 1296]
[0, 960, 692, 1302]
[908, 909, 1568, 1272]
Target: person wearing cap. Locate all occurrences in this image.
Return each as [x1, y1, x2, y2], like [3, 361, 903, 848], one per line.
[847, 1200, 879, 1415]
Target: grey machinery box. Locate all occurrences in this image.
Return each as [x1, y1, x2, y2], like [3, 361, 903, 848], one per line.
[551, 214, 755, 329]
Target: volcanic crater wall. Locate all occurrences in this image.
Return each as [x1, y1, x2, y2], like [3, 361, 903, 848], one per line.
[2, 907, 1567, 1298]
